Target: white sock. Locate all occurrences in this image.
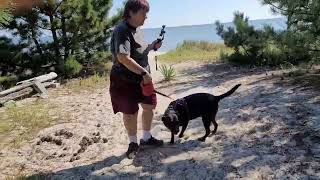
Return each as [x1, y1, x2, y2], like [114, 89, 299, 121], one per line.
[129, 135, 137, 143]
[142, 131, 151, 141]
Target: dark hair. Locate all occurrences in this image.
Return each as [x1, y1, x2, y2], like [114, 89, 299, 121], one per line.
[123, 0, 149, 19]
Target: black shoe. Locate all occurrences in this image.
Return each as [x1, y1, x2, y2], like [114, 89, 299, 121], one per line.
[126, 142, 139, 159]
[140, 136, 164, 147]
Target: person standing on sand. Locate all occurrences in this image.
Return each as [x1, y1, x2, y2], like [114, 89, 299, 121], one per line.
[109, 0, 164, 159]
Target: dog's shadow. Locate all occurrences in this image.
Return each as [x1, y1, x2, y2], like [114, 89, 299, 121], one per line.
[132, 139, 209, 167]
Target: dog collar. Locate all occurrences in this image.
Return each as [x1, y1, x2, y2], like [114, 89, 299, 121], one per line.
[174, 98, 191, 121]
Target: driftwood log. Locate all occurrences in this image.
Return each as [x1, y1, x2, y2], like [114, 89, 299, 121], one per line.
[0, 72, 58, 106]
[16, 72, 57, 86]
[0, 72, 57, 97]
[0, 87, 34, 105]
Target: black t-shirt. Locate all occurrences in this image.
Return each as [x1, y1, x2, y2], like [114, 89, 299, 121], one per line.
[110, 20, 150, 83]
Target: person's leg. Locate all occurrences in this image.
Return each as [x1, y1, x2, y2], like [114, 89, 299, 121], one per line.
[109, 73, 141, 158]
[123, 112, 139, 159]
[123, 112, 138, 143]
[141, 103, 155, 140]
[140, 103, 163, 146]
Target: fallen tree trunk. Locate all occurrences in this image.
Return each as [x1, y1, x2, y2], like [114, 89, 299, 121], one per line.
[16, 72, 57, 85]
[0, 72, 57, 97]
[0, 82, 35, 98]
[0, 81, 57, 106]
[0, 87, 34, 105]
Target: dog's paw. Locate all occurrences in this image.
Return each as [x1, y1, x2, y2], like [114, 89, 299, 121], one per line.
[197, 137, 206, 142]
[178, 134, 184, 138]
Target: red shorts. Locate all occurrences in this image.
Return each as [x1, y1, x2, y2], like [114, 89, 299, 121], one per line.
[109, 73, 157, 114]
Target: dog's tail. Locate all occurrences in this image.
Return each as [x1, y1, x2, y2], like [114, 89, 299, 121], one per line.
[217, 84, 241, 101]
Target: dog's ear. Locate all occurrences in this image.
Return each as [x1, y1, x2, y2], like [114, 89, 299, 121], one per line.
[162, 116, 171, 123]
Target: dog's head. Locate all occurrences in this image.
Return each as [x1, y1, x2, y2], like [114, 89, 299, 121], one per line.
[162, 110, 180, 135]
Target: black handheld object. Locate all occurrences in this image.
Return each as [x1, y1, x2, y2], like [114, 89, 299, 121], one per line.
[155, 25, 166, 71]
[153, 25, 166, 51]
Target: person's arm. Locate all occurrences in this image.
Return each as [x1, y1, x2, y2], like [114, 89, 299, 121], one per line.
[117, 54, 152, 84]
[113, 26, 152, 83]
[117, 53, 147, 75]
[113, 27, 146, 74]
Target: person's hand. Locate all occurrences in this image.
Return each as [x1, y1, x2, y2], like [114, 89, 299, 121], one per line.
[143, 72, 152, 85]
[151, 40, 163, 51]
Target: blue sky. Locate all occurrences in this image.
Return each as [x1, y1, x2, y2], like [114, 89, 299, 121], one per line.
[110, 0, 282, 29]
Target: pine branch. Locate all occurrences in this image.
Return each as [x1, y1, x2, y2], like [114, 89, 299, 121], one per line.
[266, 2, 320, 16]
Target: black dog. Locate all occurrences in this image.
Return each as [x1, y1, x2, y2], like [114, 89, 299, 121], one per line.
[162, 84, 241, 144]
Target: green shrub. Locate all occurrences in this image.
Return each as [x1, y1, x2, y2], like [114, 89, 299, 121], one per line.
[64, 56, 83, 77]
[0, 76, 18, 90]
[159, 64, 176, 81]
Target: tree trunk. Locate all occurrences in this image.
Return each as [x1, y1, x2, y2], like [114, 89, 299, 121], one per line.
[61, 13, 69, 60]
[49, 14, 59, 56]
[49, 13, 65, 73]
[31, 29, 43, 55]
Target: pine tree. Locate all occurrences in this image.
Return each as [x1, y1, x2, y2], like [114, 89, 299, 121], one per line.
[261, 0, 320, 62]
[1, 0, 123, 76]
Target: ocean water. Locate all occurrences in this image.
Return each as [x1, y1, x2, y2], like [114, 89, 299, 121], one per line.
[0, 18, 287, 52]
[142, 18, 287, 52]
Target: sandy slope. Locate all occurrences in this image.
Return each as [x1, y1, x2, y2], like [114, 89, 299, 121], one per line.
[0, 52, 319, 179]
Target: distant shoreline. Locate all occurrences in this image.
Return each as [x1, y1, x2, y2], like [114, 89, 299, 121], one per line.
[142, 17, 286, 30]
